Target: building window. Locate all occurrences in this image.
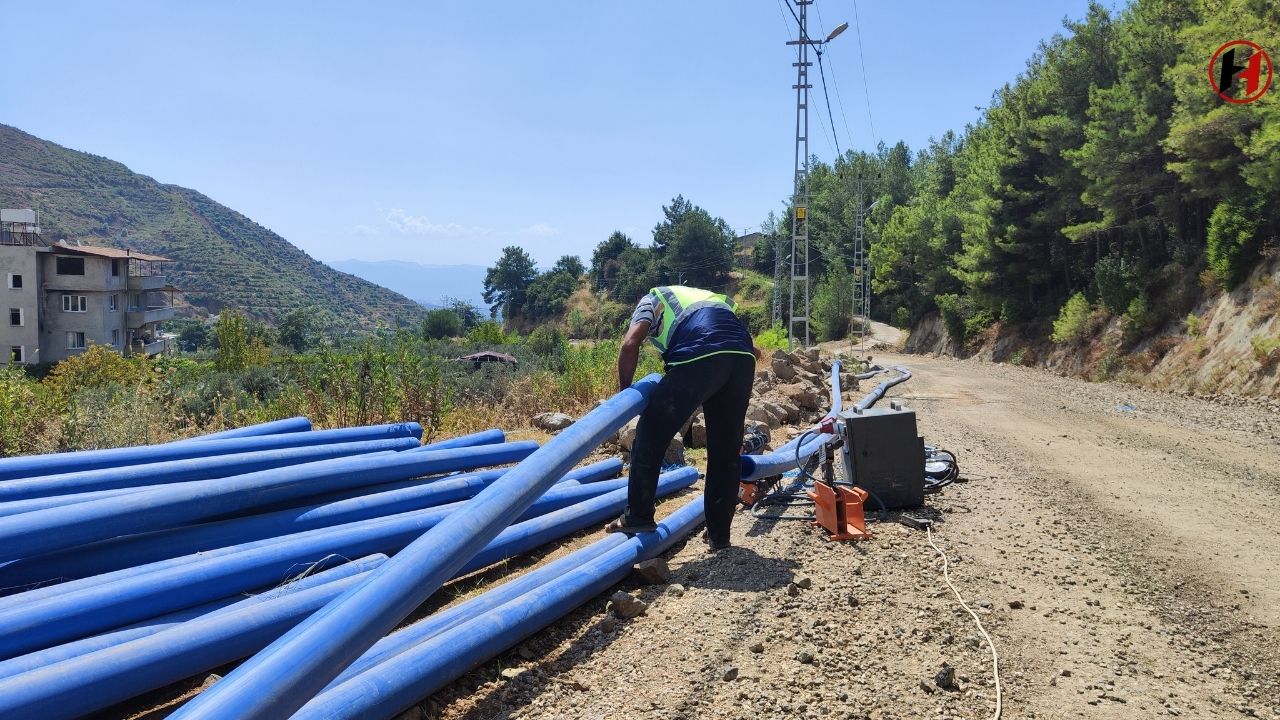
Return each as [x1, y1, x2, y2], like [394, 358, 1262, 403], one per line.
[111, 329, 120, 346]
[9, 346, 22, 363]
[5, 274, 20, 290]
[109, 294, 118, 312]
[62, 294, 88, 312]
[66, 332, 86, 350]
[111, 259, 121, 277]
[8, 308, 21, 326]
[56, 257, 85, 275]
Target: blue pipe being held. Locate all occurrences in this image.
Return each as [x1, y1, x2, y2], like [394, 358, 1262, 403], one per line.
[0, 458, 623, 586]
[412, 428, 506, 452]
[0, 439, 533, 564]
[0, 472, 694, 720]
[0, 422, 423, 482]
[0, 466, 641, 658]
[177, 416, 314, 443]
[0, 438, 413, 503]
[0, 554, 387, 682]
[296, 496, 707, 720]
[172, 374, 663, 720]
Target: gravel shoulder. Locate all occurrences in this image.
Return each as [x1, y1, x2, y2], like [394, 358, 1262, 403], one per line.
[420, 352, 1280, 720]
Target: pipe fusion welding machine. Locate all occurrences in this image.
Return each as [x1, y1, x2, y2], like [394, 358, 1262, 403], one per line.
[809, 401, 925, 541]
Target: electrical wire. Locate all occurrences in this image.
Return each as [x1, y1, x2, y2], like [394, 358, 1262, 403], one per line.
[926, 525, 1003, 720]
[849, 0, 878, 143]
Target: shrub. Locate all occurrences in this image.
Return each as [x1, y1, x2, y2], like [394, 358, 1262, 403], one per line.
[1122, 294, 1154, 343]
[935, 294, 992, 343]
[1093, 256, 1138, 314]
[755, 324, 788, 351]
[527, 325, 568, 367]
[1050, 293, 1091, 344]
[736, 306, 767, 336]
[466, 321, 515, 346]
[1184, 312, 1203, 337]
[422, 309, 462, 340]
[1206, 200, 1261, 290]
[1251, 334, 1280, 365]
[893, 306, 911, 329]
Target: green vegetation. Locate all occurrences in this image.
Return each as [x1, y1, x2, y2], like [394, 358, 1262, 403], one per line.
[0, 124, 426, 332]
[755, 324, 788, 351]
[0, 324, 664, 457]
[1251, 334, 1280, 365]
[1051, 293, 1092, 344]
[763, 0, 1280, 346]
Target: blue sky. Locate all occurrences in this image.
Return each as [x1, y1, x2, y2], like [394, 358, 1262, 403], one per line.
[0, 0, 1096, 268]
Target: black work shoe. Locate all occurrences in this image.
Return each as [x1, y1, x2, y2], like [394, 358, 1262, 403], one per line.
[604, 516, 658, 534]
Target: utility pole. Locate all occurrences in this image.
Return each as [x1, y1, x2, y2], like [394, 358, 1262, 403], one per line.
[786, 0, 813, 349]
[772, 231, 783, 328]
[850, 175, 878, 356]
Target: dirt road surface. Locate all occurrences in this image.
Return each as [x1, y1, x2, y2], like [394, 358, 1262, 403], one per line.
[414, 352, 1280, 720]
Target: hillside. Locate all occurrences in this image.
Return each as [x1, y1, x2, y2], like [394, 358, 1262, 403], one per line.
[0, 124, 426, 330]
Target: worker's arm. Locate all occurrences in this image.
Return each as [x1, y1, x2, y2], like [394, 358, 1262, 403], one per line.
[618, 320, 650, 391]
[752, 343, 764, 361]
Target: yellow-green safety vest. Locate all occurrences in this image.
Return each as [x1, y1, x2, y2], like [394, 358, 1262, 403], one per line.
[648, 285, 750, 364]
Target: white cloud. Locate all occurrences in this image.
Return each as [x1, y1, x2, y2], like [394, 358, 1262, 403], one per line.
[379, 208, 560, 240]
[352, 224, 379, 236]
[383, 208, 482, 236]
[519, 222, 560, 237]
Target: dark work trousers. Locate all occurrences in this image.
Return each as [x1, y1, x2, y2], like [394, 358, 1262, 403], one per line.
[625, 352, 756, 546]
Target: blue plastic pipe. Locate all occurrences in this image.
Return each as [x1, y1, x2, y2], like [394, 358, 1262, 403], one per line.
[0, 460, 615, 608]
[0, 563, 386, 720]
[324, 468, 696, 689]
[0, 439, 534, 563]
[172, 374, 662, 720]
[327, 538, 627, 687]
[295, 496, 707, 720]
[0, 469, 643, 658]
[0, 554, 387, 682]
[177, 416, 314, 443]
[0, 474, 694, 718]
[0, 438, 415, 503]
[0, 458, 622, 586]
[0, 422, 423, 481]
[412, 428, 506, 452]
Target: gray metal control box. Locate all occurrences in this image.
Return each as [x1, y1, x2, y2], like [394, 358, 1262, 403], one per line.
[837, 405, 925, 510]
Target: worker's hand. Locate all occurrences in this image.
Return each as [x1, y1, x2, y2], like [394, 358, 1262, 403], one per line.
[752, 345, 764, 361]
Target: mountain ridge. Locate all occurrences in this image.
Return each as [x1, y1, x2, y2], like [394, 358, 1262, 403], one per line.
[0, 124, 426, 331]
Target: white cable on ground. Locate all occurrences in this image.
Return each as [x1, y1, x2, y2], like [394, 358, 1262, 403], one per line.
[926, 525, 1002, 720]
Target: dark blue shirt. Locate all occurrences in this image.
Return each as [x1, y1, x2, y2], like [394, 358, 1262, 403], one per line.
[631, 293, 754, 365]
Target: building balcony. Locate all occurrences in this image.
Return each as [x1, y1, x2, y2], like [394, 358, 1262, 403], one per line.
[127, 306, 175, 327]
[127, 275, 167, 291]
[133, 338, 169, 356]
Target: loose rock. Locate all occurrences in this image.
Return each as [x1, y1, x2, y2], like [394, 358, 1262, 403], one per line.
[608, 591, 648, 619]
[633, 558, 671, 585]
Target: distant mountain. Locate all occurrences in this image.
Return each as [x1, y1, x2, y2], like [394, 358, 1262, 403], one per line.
[329, 259, 488, 310]
[0, 124, 426, 331]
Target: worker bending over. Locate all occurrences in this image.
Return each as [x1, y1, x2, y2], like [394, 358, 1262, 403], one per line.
[610, 285, 761, 550]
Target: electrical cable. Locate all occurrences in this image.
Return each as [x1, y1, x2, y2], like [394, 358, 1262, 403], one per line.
[849, 0, 878, 143]
[926, 525, 1003, 720]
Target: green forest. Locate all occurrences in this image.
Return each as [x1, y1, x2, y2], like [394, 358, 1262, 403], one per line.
[480, 0, 1277, 355]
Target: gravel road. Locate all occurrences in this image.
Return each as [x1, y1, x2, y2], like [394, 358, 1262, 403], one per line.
[390, 353, 1280, 720]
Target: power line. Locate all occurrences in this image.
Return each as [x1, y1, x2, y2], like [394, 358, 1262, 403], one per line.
[814, 4, 855, 151]
[850, 0, 878, 143]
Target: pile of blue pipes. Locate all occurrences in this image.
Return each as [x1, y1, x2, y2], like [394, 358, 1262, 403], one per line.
[0, 370, 851, 719]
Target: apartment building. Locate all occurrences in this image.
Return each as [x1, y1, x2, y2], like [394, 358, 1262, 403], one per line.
[2, 209, 178, 366]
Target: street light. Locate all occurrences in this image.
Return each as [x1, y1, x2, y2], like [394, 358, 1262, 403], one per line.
[825, 22, 849, 42]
